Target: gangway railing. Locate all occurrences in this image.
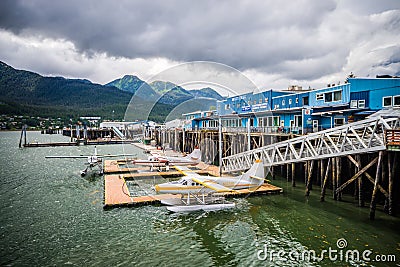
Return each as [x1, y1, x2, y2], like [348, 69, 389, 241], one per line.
[222, 116, 400, 173]
[112, 126, 125, 140]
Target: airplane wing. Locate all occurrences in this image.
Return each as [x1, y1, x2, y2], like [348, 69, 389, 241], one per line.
[46, 154, 135, 159]
[191, 177, 234, 193]
[98, 154, 136, 158]
[45, 156, 88, 159]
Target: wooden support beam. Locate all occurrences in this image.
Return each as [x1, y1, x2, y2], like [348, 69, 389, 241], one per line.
[286, 164, 290, 182]
[305, 160, 315, 196]
[388, 152, 396, 215]
[320, 159, 325, 188]
[336, 157, 342, 201]
[320, 158, 331, 202]
[363, 172, 388, 198]
[370, 151, 383, 220]
[335, 156, 378, 193]
[332, 157, 337, 200]
[271, 166, 275, 180]
[291, 163, 296, 187]
[357, 155, 364, 207]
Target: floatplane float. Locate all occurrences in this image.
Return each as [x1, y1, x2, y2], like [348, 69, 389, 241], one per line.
[154, 159, 266, 212]
[45, 146, 135, 177]
[132, 148, 201, 170]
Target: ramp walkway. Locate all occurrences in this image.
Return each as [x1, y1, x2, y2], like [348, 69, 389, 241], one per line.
[222, 116, 400, 173]
[112, 126, 125, 139]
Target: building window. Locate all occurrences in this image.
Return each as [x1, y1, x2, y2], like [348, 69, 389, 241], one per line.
[383, 96, 392, 107]
[295, 98, 299, 104]
[324, 92, 332, 102]
[294, 115, 302, 127]
[334, 118, 345, 126]
[316, 93, 324, 101]
[289, 99, 292, 105]
[282, 100, 285, 106]
[394, 95, 400, 106]
[259, 98, 262, 104]
[258, 118, 263, 127]
[358, 100, 365, 108]
[265, 97, 269, 103]
[225, 104, 230, 110]
[334, 90, 342, 101]
[350, 100, 358, 108]
[236, 103, 240, 108]
[254, 100, 257, 105]
[303, 96, 309, 105]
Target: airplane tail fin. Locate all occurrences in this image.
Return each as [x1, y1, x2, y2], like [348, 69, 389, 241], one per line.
[186, 148, 202, 163]
[241, 159, 265, 186]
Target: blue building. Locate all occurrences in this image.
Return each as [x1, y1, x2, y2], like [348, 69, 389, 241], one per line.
[183, 77, 400, 134]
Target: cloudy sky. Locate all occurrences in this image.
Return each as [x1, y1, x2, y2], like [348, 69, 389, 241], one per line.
[0, 0, 399, 94]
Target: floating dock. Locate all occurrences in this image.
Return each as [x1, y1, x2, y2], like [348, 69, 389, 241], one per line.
[103, 172, 283, 209]
[103, 141, 283, 209]
[103, 159, 221, 177]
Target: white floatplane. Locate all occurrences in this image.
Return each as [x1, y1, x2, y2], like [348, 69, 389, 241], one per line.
[45, 146, 135, 177]
[132, 148, 201, 170]
[155, 159, 266, 212]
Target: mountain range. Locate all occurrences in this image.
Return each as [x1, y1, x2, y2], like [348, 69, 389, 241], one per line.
[0, 61, 223, 122]
[105, 75, 224, 105]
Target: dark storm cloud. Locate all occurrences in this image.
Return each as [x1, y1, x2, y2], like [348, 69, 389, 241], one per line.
[0, 0, 399, 87]
[0, 0, 337, 69]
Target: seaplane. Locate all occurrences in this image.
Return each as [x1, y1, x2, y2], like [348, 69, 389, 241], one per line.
[154, 159, 267, 212]
[132, 148, 202, 170]
[45, 146, 135, 177]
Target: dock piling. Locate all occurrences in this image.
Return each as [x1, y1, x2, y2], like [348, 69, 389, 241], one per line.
[370, 151, 384, 220]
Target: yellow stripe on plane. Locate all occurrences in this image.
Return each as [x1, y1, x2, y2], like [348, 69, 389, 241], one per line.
[192, 177, 233, 192]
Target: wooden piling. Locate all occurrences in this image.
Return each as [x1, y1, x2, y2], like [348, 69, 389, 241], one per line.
[271, 166, 275, 180]
[336, 157, 342, 201]
[369, 151, 383, 220]
[305, 160, 314, 196]
[357, 155, 364, 207]
[320, 158, 331, 202]
[332, 157, 337, 200]
[320, 159, 325, 188]
[388, 152, 396, 215]
[382, 152, 389, 212]
[286, 164, 290, 182]
[291, 163, 296, 187]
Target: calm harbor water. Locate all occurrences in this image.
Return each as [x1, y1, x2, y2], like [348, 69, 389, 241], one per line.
[0, 131, 399, 266]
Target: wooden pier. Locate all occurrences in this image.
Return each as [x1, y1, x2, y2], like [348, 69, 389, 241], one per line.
[23, 142, 78, 147]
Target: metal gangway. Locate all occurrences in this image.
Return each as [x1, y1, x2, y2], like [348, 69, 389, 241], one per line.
[222, 116, 400, 173]
[112, 126, 125, 140]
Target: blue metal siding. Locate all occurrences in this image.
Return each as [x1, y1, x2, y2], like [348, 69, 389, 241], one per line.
[309, 84, 350, 107]
[369, 87, 400, 110]
[349, 78, 400, 93]
[271, 92, 308, 110]
[350, 91, 369, 107]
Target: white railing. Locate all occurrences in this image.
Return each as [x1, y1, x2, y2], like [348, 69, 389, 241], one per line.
[222, 116, 400, 172]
